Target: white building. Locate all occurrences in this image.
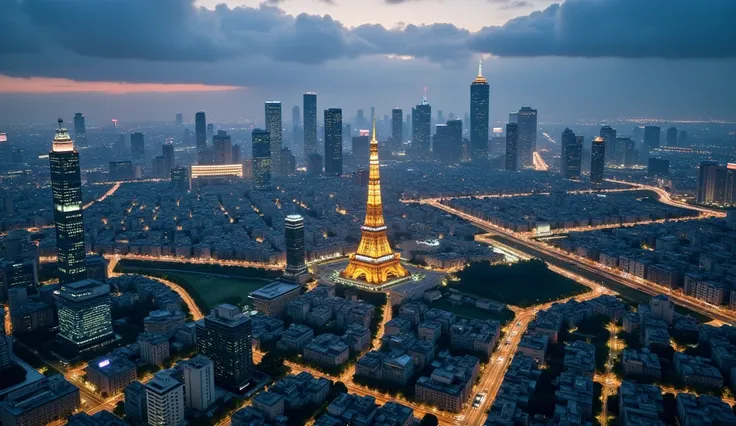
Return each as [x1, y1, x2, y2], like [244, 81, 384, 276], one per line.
[180, 355, 216, 412]
[145, 372, 185, 426]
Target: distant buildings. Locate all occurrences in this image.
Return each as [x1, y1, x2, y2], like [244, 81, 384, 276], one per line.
[252, 129, 272, 191]
[195, 112, 207, 152]
[560, 128, 582, 179]
[391, 108, 403, 152]
[644, 126, 661, 150]
[284, 214, 307, 279]
[411, 97, 431, 160]
[516, 107, 537, 169]
[324, 108, 343, 176]
[303, 93, 318, 159]
[505, 123, 518, 171]
[600, 125, 616, 166]
[55, 279, 114, 352]
[49, 120, 87, 284]
[433, 120, 462, 164]
[130, 132, 145, 160]
[590, 136, 606, 183]
[212, 130, 233, 165]
[73, 113, 86, 146]
[470, 61, 490, 164]
[196, 304, 253, 391]
[265, 101, 283, 178]
[667, 126, 678, 147]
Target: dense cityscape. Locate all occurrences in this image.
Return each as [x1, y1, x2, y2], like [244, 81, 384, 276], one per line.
[1, 1, 736, 426]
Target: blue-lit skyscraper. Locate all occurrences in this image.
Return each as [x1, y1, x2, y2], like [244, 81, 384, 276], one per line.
[470, 61, 489, 164]
[252, 129, 271, 190]
[303, 93, 317, 159]
[49, 119, 87, 284]
[324, 108, 343, 176]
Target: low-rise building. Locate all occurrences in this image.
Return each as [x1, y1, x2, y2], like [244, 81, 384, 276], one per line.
[424, 308, 456, 334]
[517, 332, 549, 363]
[327, 393, 379, 426]
[0, 375, 80, 426]
[381, 332, 417, 352]
[673, 353, 724, 389]
[277, 324, 314, 353]
[407, 339, 437, 370]
[528, 310, 563, 343]
[268, 372, 331, 409]
[414, 352, 480, 413]
[66, 411, 128, 426]
[643, 318, 671, 348]
[303, 334, 350, 367]
[384, 317, 411, 336]
[563, 340, 596, 379]
[355, 350, 415, 386]
[555, 371, 594, 420]
[9, 302, 55, 333]
[397, 302, 428, 326]
[676, 393, 736, 426]
[143, 310, 187, 335]
[249, 280, 302, 318]
[252, 391, 285, 422]
[86, 355, 137, 396]
[622, 349, 662, 378]
[342, 324, 371, 355]
[450, 318, 500, 358]
[417, 321, 442, 343]
[374, 401, 414, 426]
[618, 381, 663, 426]
[251, 312, 285, 350]
[138, 332, 170, 366]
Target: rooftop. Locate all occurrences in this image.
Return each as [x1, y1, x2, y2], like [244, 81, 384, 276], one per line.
[250, 280, 301, 300]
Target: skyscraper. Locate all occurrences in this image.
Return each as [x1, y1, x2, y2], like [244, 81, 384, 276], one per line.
[678, 130, 688, 146]
[600, 125, 616, 166]
[303, 93, 317, 158]
[130, 132, 145, 160]
[265, 101, 282, 178]
[352, 134, 371, 166]
[162, 141, 175, 174]
[49, 119, 86, 284]
[171, 167, 189, 191]
[470, 60, 490, 164]
[342, 120, 408, 286]
[252, 129, 271, 191]
[307, 153, 323, 177]
[560, 128, 582, 179]
[697, 161, 726, 205]
[73, 113, 86, 147]
[195, 112, 206, 151]
[391, 108, 402, 152]
[280, 147, 296, 176]
[644, 126, 661, 150]
[180, 355, 216, 412]
[725, 164, 736, 206]
[666, 127, 678, 147]
[56, 279, 114, 351]
[411, 96, 431, 160]
[516, 107, 537, 169]
[145, 372, 185, 426]
[433, 119, 462, 163]
[196, 304, 253, 391]
[292, 105, 301, 152]
[324, 108, 343, 176]
[284, 215, 307, 278]
[213, 130, 233, 165]
[505, 123, 518, 171]
[175, 113, 183, 126]
[590, 136, 606, 183]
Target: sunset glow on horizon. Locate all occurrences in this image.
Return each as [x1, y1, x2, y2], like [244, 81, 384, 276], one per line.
[0, 75, 243, 94]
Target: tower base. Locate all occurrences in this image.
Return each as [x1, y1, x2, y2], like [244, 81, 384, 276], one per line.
[340, 254, 409, 288]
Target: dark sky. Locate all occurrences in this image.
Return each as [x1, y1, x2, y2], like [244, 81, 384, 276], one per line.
[0, 0, 734, 124]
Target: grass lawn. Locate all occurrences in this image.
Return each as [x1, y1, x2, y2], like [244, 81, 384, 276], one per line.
[163, 271, 271, 311]
[429, 298, 515, 325]
[450, 259, 589, 308]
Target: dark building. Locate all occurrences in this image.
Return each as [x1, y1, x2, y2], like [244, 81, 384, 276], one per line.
[213, 131, 233, 165]
[175, 113, 183, 126]
[615, 137, 637, 168]
[49, 120, 87, 284]
[85, 254, 108, 282]
[433, 119, 463, 163]
[644, 126, 661, 150]
[505, 123, 518, 171]
[196, 304, 253, 391]
[130, 132, 145, 160]
[56, 279, 114, 352]
[647, 158, 670, 177]
[697, 161, 727, 205]
[232, 144, 242, 164]
[470, 61, 490, 164]
[352, 135, 371, 166]
[109, 161, 133, 181]
[284, 215, 307, 278]
[303, 93, 318, 159]
[726, 165, 736, 206]
[590, 136, 606, 183]
[162, 142, 175, 174]
[516, 107, 537, 169]
[1, 259, 38, 301]
[152, 156, 167, 179]
[666, 127, 678, 147]
[73, 113, 86, 146]
[307, 153, 323, 177]
[391, 108, 403, 152]
[678, 130, 688, 146]
[411, 99, 431, 160]
[600, 125, 616, 166]
[11, 148, 23, 164]
[560, 128, 582, 179]
[252, 129, 272, 190]
[324, 108, 343, 176]
[171, 167, 189, 191]
[195, 112, 207, 151]
[265, 101, 282, 178]
[280, 147, 296, 176]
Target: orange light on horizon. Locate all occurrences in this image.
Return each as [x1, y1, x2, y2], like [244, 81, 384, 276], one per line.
[0, 75, 243, 94]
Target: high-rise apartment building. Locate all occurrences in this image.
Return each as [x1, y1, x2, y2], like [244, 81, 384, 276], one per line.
[666, 127, 678, 147]
[252, 129, 272, 191]
[49, 119, 86, 284]
[470, 61, 490, 164]
[162, 141, 175, 174]
[145, 372, 185, 426]
[281, 147, 296, 176]
[284, 215, 307, 278]
[411, 97, 431, 160]
[180, 355, 216, 412]
[324, 108, 343, 176]
[678, 130, 688, 146]
[516, 107, 537, 169]
[195, 112, 206, 151]
[590, 136, 606, 183]
[697, 161, 727, 205]
[303, 93, 317, 158]
[433, 119, 462, 163]
[560, 128, 582, 179]
[73, 113, 86, 146]
[196, 304, 253, 391]
[600, 125, 616, 166]
[391, 108, 403, 152]
[56, 279, 114, 351]
[175, 113, 183, 126]
[213, 130, 233, 165]
[265, 101, 283, 178]
[644, 126, 661, 150]
[505, 123, 518, 171]
[130, 132, 144, 160]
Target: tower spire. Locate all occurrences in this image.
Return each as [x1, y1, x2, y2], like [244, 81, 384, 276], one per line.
[478, 59, 483, 77]
[371, 117, 377, 143]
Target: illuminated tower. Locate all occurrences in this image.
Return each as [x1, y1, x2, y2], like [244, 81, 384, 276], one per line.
[49, 119, 87, 284]
[470, 60, 490, 164]
[342, 120, 408, 285]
